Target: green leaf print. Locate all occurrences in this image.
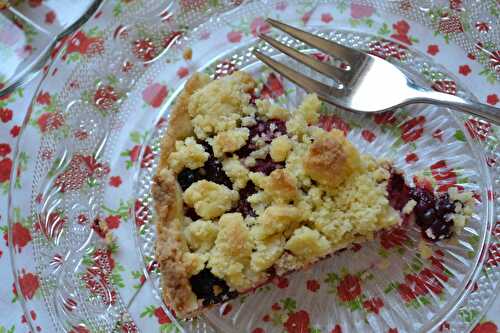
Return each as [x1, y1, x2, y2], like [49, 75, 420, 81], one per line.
[378, 23, 391, 36]
[458, 308, 479, 324]
[281, 297, 297, 313]
[454, 130, 466, 142]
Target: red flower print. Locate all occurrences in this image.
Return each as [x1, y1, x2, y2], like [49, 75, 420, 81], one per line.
[465, 118, 491, 141]
[362, 297, 384, 314]
[222, 303, 232, 315]
[132, 38, 156, 61]
[301, 11, 313, 24]
[274, 276, 289, 289]
[431, 80, 457, 95]
[94, 86, 118, 110]
[432, 129, 444, 141]
[397, 283, 416, 302]
[163, 31, 183, 48]
[227, 31, 243, 43]
[177, 67, 189, 78]
[312, 52, 332, 63]
[0, 143, 11, 157]
[250, 17, 271, 37]
[272, 302, 281, 310]
[0, 158, 12, 183]
[350, 4, 375, 19]
[380, 227, 409, 249]
[361, 129, 376, 142]
[284, 310, 310, 333]
[109, 176, 122, 187]
[438, 15, 464, 34]
[129, 145, 141, 163]
[438, 321, 450, 332]
[28, 0, 42, 7]
[65, 31, 104, 58]
[306, 279, 320, 292]
[475, 22, 490, 32]
[70, 326, 90, 333]
[427, 45, 439, 56]
[105, 215, 121, 229]
[393, 20, 410, 34]
[373, 111, 396, 125]
[121, 321, 138, 333]
[0, 108, 13, 123]
[458, 65, 471, 76]
[10, 125, 21, 137]
[260, 73, 284, 99]
[489, 50, 500, 70]
[337, 274, 362, 302]
[12, 222, 32, 252]
[472, 322, 498, 333]
[275, 1, 287, 10]
[405, 153, 418, 164]
[486, 94, 498, 105]
[486, 243, 499, 267]
[141, 145, 154, 168]
[154, 307, 171, 324]
[400, 116, 425, 143]
[37, 112, 64, 132]
[252, 329, 265, 333]
[36, 91, 51, 105]
[388, 329, 398, 333]
[321, 13, 333, 23]
[45, 10, 56, 24]
[18, 272, 40, 299]
[135, 199, 149, 227]
[430, 160, 457, 192]
[318, 115, 350, 135]
[142, 83, 168, 108]
[391, 20, 412, 45]
[331, 325, 342, 333]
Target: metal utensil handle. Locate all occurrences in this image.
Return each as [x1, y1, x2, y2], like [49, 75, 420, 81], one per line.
[417, 90, 500, 125]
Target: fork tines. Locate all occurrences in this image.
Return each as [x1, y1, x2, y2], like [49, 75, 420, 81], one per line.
[253, 18, 365, 102]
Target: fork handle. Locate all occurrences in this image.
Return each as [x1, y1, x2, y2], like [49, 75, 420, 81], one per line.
[416, 90, 500, 125]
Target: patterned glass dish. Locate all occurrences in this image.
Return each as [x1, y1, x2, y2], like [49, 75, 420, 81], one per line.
[8, 0, 499, 332]
[0, 0, 103, 97]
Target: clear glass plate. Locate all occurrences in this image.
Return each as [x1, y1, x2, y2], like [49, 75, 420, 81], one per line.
[8, 0, 500, 332]
[0, 0, 103, 96]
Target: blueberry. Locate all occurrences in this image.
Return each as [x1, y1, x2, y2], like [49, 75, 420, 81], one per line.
[189, 268, 238, 306]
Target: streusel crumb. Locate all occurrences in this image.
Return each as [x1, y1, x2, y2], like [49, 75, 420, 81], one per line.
[183, 180, 239, 219]
[168, 137, 209, 173]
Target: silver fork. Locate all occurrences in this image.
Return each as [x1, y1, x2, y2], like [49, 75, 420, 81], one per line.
[253, 18, 499, 125]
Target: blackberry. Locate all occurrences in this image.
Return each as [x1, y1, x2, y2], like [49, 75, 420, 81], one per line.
[189, 269, 238, 306]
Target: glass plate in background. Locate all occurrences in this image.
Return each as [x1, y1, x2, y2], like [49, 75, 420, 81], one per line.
[0, 0, 103, 97]
[8, 0, 500, 332]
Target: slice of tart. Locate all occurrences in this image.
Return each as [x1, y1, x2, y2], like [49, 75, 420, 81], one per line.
[152, 71, 474, 318]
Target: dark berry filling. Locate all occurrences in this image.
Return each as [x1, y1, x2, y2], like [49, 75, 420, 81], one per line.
[387, 172, 459, 242]
[233, 183, 257, 217]
[249, 155, 284, 176]
[189, 268, 238, 306]
[177, 142, 232, 191]
[387, 171, 411, 211]
[236, 119, 287, 158]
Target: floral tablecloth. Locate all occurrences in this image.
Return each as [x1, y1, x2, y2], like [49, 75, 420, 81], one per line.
[0, 0, 499, 332]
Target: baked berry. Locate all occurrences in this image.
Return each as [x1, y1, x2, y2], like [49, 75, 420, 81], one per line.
[189, 269, 238, 306]
[250, 156, 284, 176]
[177, 168, 202, 191]
[236, 119, 287, 158]
[387, 171, 411, 210]
[204, 157, 232, 188]
[234, 183, 257, 217]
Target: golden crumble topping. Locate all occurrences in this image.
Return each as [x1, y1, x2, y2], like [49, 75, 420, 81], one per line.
[153, 71, 474, 318]
[183, 180, 239, 219]
[212, 128, 250, 157]
[168, 137, 209, 173]
[270, 135, 292, 162]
